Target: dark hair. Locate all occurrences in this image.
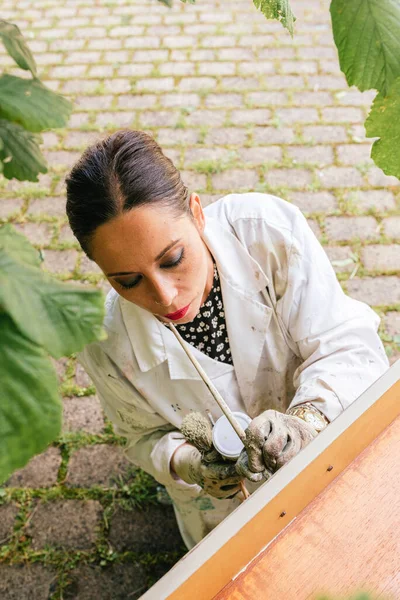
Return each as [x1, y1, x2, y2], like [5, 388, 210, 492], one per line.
[65, 129, 190, 257]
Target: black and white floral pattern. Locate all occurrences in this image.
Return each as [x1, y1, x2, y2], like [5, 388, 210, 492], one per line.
[175, 262, 233, 364]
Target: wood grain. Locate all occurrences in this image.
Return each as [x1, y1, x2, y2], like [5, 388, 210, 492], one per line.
[216, 415, 400, 600]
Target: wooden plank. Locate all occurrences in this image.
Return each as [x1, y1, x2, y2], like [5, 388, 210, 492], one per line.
[216, 415, 400, 600]
[140, 362, 400, 600]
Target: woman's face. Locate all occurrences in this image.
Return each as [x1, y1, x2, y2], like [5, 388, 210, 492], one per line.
[90, 193, 215, 324]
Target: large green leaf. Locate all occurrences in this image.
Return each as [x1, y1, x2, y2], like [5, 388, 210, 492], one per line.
[0, 313, 61, 484]
[0, 223, 42, 268]
[365, 76, 400, 178]
[0, 19, 36, 75]
[330, 0, 400, 94]
[253, 0, 295, 36]
[0, 75, 72, 133]
[0, 226, 106, 358]
[0, 118, 47, 181]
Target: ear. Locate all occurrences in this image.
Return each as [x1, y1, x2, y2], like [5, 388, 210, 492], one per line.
[189, 193, 205, 233]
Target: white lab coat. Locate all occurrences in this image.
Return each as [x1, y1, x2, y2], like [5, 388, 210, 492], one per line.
[78, 193, 389, 549]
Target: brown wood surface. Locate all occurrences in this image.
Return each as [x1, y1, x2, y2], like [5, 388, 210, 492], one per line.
[165, 376, 400, 600]
[215, 415, 400, 600]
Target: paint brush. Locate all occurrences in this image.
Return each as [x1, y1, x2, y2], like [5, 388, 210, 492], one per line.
[168, 323, 250, 500]
[168, 323, 248, 442]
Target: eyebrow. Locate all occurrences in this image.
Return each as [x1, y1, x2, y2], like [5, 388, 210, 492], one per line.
[107, 239, 181, 277]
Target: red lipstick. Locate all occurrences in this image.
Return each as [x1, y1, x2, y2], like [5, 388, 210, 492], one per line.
[165, 304, 191, 321]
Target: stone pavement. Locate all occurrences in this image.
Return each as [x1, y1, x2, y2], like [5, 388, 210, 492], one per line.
[0, 0, 399, 597]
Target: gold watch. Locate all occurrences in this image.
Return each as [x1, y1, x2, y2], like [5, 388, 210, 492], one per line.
[286, 402, 330, 433]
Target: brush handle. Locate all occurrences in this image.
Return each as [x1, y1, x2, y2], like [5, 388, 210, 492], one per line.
[169, 324, 252, 500]
[240, 481, 250, 500]
[168, 323, 247, 444]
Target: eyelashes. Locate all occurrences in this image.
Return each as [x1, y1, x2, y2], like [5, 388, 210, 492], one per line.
[119, 278, 141, 290]
[161, 248, 185, 270]
[118, 249, 185, 290]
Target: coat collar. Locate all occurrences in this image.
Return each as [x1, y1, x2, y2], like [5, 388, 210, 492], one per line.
[119, 216, 272, 404]
[204, 216, 270, 296]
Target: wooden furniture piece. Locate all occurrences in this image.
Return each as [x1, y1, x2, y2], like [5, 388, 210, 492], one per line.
[141, 360, 400, 600]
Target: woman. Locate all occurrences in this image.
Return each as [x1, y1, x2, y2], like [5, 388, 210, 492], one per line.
[66, 129, 389, 550]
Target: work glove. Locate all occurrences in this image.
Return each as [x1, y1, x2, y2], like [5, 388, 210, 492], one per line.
[171, 443, 244, 499]
[236, 410, 318, 483]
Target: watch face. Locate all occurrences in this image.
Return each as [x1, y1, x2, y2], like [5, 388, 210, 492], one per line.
[289, 406, 327, 431]
[306, 413, 323, 428]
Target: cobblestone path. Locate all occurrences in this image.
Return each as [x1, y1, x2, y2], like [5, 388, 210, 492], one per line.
[0, 0, 399, 598]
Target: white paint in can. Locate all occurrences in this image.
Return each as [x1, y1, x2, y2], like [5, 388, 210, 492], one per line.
[212, 411, 252, 460]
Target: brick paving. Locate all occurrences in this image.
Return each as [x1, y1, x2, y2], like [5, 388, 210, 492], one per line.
[0, 0, 399, 597]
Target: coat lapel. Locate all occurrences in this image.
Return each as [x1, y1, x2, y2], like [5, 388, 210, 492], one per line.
[202, 218, 273, 408]
[119, 289, 234, 382]
[160, 324, 235, 381]
[119, 297, 166, 372]
[219, 277, 272, 409]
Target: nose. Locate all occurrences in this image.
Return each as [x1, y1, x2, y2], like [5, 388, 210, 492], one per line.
[150, 275, 177, 308]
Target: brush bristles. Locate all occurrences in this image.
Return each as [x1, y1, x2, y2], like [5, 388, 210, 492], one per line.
[181, 412, 213, 452]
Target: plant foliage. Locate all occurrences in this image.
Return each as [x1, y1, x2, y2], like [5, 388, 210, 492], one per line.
[253, 0, 295, 36]
[365, 78, 400, 178]
[0, 19, 72, 180]
[0, 75, 72, 133]
[330, 0, 400, 95]
[331, 0, 400, 178]
[0, 313, 62, 484]
[0, 23, 104, 484]
[0, 226, 106, 483]
[159, 0, 295, 34]
[0, 19, 37, 75]
[0, 118, 47, 181]
[162, 0, 400, 178]
[0, 225, 106, 358]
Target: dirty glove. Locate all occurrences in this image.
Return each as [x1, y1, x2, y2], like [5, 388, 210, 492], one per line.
[171, 443, 244, 499]
[236, 410, 318, 483]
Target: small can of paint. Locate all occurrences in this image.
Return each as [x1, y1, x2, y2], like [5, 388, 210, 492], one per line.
[212, 411, 252, 460]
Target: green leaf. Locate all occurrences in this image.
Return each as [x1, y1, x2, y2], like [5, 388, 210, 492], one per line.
[0, 226, 106, 358]
[365, 77, 400, 178]
[253, 0, 295, 36]
[0, 223, 42, 268]
[0, 313, 61, 484]
[0, 118, 47, 181]
[159, 0, 173, 5]
[330, 0, 400, 94]
[0, 75, 72, 133]
[0, 19, 36, 75]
